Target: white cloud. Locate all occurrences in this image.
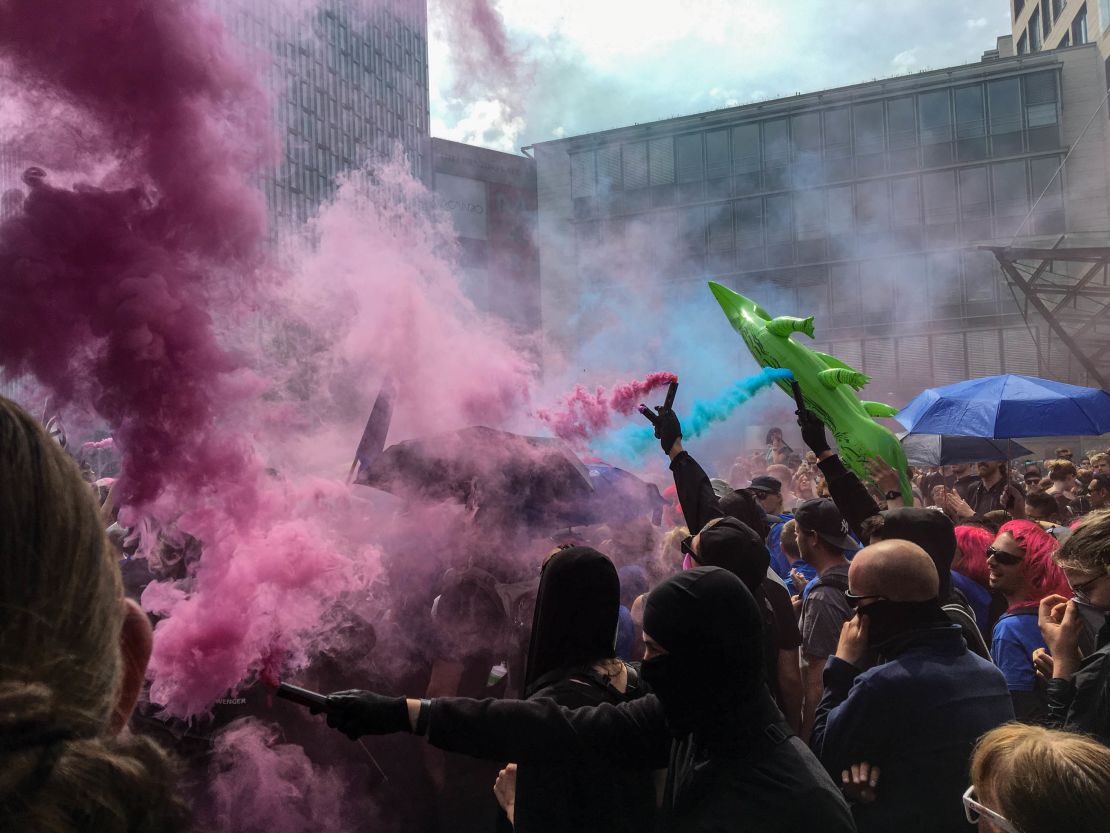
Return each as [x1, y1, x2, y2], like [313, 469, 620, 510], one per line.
[892, 48, 919, 69]
[966, 17, 989, 28]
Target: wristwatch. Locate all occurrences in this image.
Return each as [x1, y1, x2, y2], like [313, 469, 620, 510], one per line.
[884, 490, 902, 500]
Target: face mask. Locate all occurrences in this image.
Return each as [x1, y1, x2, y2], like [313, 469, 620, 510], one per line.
[860, 599, 948, 649]
[1073, 599, 1110, 646]
[640, 653, 701, 736]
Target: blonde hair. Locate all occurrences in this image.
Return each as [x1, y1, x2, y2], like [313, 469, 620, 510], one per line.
[971, 724, 1110, 833]
[0, 397, 187, 832]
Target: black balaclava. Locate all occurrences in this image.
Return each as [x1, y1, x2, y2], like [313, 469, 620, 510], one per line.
[879, 508, 957, 600]
[523, 547, 619, 698]
[640, 567, 765, 739]
[861, 599, 951, 652]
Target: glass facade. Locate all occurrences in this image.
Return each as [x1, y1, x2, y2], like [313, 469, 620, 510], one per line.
[211, 0, 430, 230]
[563, 68, 1066, 392]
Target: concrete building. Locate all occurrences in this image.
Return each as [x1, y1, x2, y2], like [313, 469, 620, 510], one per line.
[212, 0, 431, 229]
[431, 138, 540, 333]
[532, 42, 1110, 402]
[1013, 0, 1099, 57]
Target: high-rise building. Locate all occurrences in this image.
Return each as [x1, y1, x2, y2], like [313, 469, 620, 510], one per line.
[211, 0, 431, 229]
[532, 42, 1110, 400]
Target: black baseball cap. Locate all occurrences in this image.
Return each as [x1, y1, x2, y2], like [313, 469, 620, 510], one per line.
[696, 517, 771, 593]
[794, 498, 858, 551]
[749, 475, 782, 496]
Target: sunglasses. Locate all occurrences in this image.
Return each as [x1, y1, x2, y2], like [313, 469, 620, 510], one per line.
[986, 546, 1024, 566]
[1069, 571, 1108, 603]
[962, 786, 1022, 833]
[844, 590, 885, 609]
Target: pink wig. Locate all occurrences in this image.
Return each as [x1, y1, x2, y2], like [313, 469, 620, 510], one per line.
[997, 520, 1071, 607]
[954, 525, 994, 589]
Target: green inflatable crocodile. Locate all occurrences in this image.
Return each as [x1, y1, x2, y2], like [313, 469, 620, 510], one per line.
[708, 281, 912, 506]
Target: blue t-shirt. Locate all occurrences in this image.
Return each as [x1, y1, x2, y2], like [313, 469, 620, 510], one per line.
[991, 609, 1046, 692]
[952, 571, 992, 635]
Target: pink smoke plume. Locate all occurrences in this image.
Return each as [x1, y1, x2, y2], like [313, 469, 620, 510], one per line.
[536, 372, 677, 445]
[82, 437, 114, 450]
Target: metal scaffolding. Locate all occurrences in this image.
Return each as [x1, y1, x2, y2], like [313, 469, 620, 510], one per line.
[982, 237, 1110, 390]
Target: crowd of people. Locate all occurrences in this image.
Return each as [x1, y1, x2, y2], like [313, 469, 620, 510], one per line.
[4, 390, 1110, 832]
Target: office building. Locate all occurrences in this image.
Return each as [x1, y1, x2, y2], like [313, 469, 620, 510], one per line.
[212, 0, 431, 229]
[431, 138, 539, 332]
[532, 42, 1110, 399]
[1013, 0, 1100, 56]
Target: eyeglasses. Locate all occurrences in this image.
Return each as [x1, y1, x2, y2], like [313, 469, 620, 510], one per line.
[962, 786, 1023, 833]
[680, 535, 695, 558]
[1069, 571, 1108, 603]
[986, 546, 1024, 566]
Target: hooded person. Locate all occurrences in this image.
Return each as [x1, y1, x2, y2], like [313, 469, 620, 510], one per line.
[810, 540, 1013, 833]
[315, 568, 856, 833]
[494, 547, 655, 833]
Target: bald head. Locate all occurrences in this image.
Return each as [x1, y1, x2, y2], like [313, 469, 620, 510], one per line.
[849, 539, 939, 602]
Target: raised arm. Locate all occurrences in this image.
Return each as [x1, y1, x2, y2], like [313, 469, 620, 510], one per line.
[652, 408, 723, 533]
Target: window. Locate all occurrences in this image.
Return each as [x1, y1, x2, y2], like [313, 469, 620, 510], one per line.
[891, 176, 922, 228]
[648, 138, 675, 185]
[1030, 155, 1066, 233]
[959, 167, 990, 219]
[955, 85, 987, 161]
[988, 78, 1023, 156]
[622, 142, 649, 190]
[1052, 0, 1064, 20]
[763, 119, 791, 190]
[676, 133, 705, 183]
[1018, 30, 1029, 54]
[886, 96, 918, 171]
[571, 151, 596, 198]
[765, 193, 793, 243]
[705, 129, 731, 180]
[1102, 0, 1110, 35]
[823, 108, 851, 158]
[794, 190, 827, 240]
[1030, 9, 1043, 49]
[681, 206, 706, 261]
[1041, 0, 1053, 36]
[1024, 71, 1060, 150]
[855, 180, 890, 231]
[963, 251, 998, 302]
[791, 111, 823, 187]
[991, 160, 1030, 235]
[853, 101, 886, 176]
[707, 203, 733, 252]
[597, 145, 621, 191]
[859, 260, 895, 321]
[1072, 5, 1088, 43]
[829, 263, 861, 320]
[918, 89, 953, 166]
[734, 197, 764, 249]
[733, 123, 761, 193]
[827, 185, 854, 234]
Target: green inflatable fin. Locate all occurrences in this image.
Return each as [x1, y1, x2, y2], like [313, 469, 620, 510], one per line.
[814, 350, 864, 377]
[861, 401, 898, 418]
[766, 315, 815, 339]
[818, 367, 870, 391]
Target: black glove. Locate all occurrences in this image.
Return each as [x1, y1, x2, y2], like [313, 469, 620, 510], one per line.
[321, 690, 412, 740]
[653, 407, 682, 455]
[796, 409, 831, 456]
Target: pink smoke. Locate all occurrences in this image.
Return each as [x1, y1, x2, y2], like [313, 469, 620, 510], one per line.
[536, 372, 677, 445]
[82, 437, 114, 450]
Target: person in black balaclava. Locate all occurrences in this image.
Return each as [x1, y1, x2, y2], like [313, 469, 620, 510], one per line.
[810, 540, 1013, 833]
[312, 568, 856, 833]
[495, 546, 655, 833]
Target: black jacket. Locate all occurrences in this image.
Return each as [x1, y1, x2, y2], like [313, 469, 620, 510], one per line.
[514, 666, 656, 833]
[427, 693, 856, 833]
[1047, 612, 1110, 744]
[669, 450, 723, 533]
[811, 626, 1013, 833]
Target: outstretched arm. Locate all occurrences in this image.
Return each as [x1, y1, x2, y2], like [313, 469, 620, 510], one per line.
[652, 408, 723, 534]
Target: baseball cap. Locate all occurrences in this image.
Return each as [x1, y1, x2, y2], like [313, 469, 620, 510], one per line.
[749, 475, 782, 495]
[794, 498, 858, 551]
[696, 517, 771, 592]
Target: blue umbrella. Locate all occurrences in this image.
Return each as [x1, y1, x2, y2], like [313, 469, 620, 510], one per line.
[896, 374, 1110, 439]
[898, 433, 1034, 466]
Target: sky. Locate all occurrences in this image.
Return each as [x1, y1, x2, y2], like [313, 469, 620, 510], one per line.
[429, 0, 1014, 153]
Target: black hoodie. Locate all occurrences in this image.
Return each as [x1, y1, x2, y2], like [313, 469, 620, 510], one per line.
[427, 568, 856, 833]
